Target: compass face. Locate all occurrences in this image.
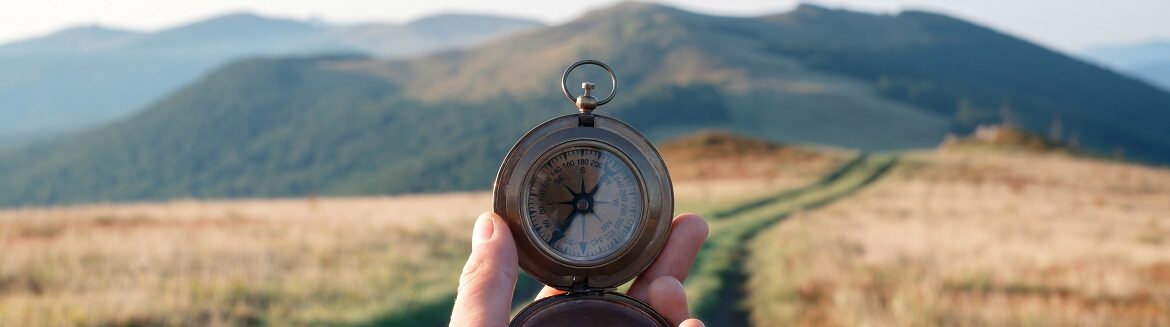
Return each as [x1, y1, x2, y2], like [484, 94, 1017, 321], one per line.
[523, 144, 645, 263]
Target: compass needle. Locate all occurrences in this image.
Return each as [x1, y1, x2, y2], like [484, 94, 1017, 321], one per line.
[562, 183, 577, 196]
[589, 169, 605, 196]
[581, 212, 588, 240]
[579, 168, 586, 195]
[548, 210, 578, 245]
[532, 147, 639, 260]
[579, 212, 588, 255]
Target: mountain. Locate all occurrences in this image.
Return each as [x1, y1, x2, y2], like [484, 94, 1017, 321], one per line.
[0, 25, 141, 55]
[341, 3, 1170, 160]
[336, 3, 954, 147]
[754, 6, 1170, 164]
[2, 2, 1169, 206]
[335, 14, 549, 57]
[114, 13, 329, 55]
[1082, 39, 1170, 91]
[0, 12, 542, 143]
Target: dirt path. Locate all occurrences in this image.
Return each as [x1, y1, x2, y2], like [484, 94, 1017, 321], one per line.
[689, 154, 899, 326]
[401, 154, 899, 326]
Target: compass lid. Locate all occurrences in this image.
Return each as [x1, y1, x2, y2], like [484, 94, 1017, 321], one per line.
[510, 291, 671, 327]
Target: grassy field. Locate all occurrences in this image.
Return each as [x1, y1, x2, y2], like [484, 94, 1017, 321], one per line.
[0, 194, 486, 326]
[0, 132, 842, 326]
[3, 132, 1169, 326]
[683, 153, 898, 326]
[745, 151, 1170, 326]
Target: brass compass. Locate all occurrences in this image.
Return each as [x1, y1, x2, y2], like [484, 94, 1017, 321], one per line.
[493, 60, 674, 326]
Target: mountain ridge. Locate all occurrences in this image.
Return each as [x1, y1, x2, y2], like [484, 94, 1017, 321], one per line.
[0, 11, 543, 142]
[0, 25, 142, 55]
[753, 4, 1170, 163]
[1, 2, 1168, 206]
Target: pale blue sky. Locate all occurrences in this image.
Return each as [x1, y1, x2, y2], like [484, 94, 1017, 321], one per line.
[2, 0, 1168, 52]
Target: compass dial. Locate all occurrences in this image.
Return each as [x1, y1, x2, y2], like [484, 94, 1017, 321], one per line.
[524, 144, 644, 263]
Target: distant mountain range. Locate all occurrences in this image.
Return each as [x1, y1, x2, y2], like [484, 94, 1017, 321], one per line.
[2, 2, 1169, 206]
[1082, 39, 1170, 91]
[0, 12, 541, 142]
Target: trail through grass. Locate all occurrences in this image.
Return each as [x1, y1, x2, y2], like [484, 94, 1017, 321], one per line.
[685, 154, 898, 325]
[365, 154, 895, 326]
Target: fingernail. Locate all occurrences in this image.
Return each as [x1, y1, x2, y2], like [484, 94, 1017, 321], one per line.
[472, 213, 495, 248]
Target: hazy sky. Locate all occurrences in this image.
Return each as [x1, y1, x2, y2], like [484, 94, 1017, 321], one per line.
[2, 0, 1168, 52]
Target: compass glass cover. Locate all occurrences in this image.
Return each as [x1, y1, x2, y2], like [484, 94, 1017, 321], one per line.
[523, 144, 644, 263]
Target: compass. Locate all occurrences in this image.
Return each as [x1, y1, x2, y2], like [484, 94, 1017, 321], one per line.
[494, 60, 673, 326]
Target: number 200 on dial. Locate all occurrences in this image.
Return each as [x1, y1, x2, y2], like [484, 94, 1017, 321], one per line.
[524, 145, 644, 263]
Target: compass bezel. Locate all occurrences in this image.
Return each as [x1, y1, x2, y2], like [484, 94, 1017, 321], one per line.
[494, 113, 674, 290]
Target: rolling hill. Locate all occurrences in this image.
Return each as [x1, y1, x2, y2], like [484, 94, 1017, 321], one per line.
[2, 2, 1169, 206]
[0, 12, 541, 143]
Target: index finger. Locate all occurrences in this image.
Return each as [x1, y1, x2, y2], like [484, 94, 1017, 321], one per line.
[626, 213, 708, 301]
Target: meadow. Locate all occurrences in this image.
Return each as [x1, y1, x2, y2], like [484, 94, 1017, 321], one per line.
[0, 132, 836, 326]
[746, 150, 1170, 326]
[0, 194, 483, 326]
[2, 132, 1168, 326]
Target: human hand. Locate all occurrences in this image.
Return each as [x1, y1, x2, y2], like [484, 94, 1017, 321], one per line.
[450, 212, 708, 327]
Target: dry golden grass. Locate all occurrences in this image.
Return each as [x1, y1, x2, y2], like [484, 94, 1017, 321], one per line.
[663, 130, 845, 214]
[0, 133, 834, 327]
[0, 193, 491, 326]
[11, 136, 1165, 327]
[746, 151, 1170, 326]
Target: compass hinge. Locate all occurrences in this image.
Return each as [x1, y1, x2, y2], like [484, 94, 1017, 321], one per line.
[569, 276, 591, 292]
[578, 113, 595, 127]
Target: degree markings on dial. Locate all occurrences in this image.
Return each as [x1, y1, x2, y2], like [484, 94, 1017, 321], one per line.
[525, 146, 643, 260]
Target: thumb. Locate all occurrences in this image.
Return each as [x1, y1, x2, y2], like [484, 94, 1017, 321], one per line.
[451, 212, 519, 327]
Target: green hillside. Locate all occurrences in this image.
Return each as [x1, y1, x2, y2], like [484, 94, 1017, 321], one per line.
[2, 2, 1169, 206]
[0, 56, 562, 204]
[0, 13, 541, 143]
[758, 6, 1170, 163]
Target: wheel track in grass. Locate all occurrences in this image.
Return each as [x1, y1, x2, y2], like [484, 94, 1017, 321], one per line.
[688, 154, 899, 326]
